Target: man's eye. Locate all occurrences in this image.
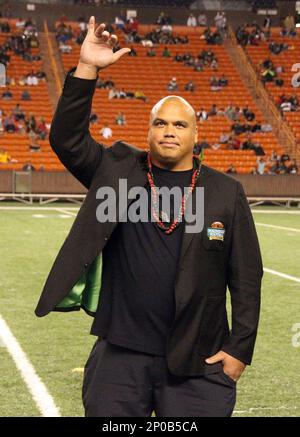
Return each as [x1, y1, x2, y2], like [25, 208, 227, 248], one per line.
[156, 121, 164, 126]
[176, 123, 184, 127]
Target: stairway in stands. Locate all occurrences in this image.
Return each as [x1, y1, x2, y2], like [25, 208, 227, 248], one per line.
[242, 27, 300, 163]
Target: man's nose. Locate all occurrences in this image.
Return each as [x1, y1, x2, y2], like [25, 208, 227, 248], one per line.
[164, 124, 175, 136]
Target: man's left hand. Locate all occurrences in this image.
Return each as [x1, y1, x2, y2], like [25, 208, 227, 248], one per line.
[205, 350, 246, 382]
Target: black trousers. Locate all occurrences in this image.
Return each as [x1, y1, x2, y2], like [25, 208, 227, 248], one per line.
[82, 338, 236, 417]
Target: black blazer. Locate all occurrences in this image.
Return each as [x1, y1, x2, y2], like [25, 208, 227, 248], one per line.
[35, 68, 263, 377]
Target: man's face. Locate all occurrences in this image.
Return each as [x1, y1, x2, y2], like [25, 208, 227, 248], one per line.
[147, 98, 198, 169]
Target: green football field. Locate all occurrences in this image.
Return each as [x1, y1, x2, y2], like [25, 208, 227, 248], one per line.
[0, 202, 299, 417]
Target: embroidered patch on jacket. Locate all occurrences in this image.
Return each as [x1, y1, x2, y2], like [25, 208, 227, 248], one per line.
[207, 221, 225, 241]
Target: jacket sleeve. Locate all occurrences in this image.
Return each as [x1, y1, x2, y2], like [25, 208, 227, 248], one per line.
[222, 181, 263, 365]
[49, 67, 105, 189]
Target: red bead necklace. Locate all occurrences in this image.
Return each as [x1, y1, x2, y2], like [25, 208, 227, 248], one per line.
[146, 152, 202, 234]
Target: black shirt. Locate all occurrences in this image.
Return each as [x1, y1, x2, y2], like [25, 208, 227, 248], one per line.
[90, 164, 194, 355]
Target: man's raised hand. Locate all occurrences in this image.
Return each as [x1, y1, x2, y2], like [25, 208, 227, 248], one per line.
[74, 16, 131, 79]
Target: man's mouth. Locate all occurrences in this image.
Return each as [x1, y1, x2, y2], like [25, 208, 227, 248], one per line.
[159, 141, 180, 147]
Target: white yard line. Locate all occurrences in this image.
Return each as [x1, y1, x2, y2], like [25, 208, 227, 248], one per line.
[0, 315, 60, 417]
[56, 208, 77, 217]
[256, 223, 300, 233]
[233, 405, 298, 414]
[264, 268, 300, 284]
[0, 206, 79, 211]
[252, 210, 300, 214]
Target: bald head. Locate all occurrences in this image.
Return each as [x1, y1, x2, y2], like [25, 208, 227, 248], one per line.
[149, 95, 196, 128]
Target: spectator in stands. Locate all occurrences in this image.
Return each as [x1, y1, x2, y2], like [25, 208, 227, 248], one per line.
[147, 48, 156, 57]
[243, 106, 255, 121]
[104, 77, 115, 88]
[0, 51, 10, 67]
[0, 148, 11, 163]
[253, 142, 265, 156]
[218, 74, 228, 87]
[225, 104, 235, 120]
[231, 121, 245, 136]
[227, 135, 241, 150]
[282, 15, 296, 37]
[261, 123, 272, 132]
[108, 87, 120, 99]
[89, 112, 98, 124]
[193, 141, 202, 156]
[232, 107, 242, 122]
[125, 90, 135, 99]
[36, 117, 48, 140]
[115, 112, 126, 126]
[210, 58, 219, 70]
[207, 104, 217, 117]
[184, 81, 195, 92]
[4, 114, 16, 133]
[263, 15, 272, 29]
[100, 123, 113, 139]
[288, 159, 298, 174]
[198, 13, 207, 27]
[1, 88, 12, 100]
[219, 131, 230, 144]
[202, 27, 223, 45]
[196, 108, 208, 122]
[269, 150, 278, 162]
[59, 41, 72, 54]
[257, 157, 266, 175]
[13, 103, 25, 121]
[114, 16, 125, 30]
[16, 119, 26, 134]
[242, 134, 255, 151]
[269, 41, 288, 55]
[162, 46, 171, 58]
[280, 152, 290, 163]
[26, 113, 37, 132]
[226, 164, 237, 174]
[22, 161, 35, 171]
[128, 47, 137, 57]
[261, 65, 276, 84]
[187, 13, 197, 27]
[278, 160, 289, 174]
[173, 52, 182, 62]
[193, 58, 204, 72]
[198, 136, 210, 150]
[26, 72, 38, 86]
[96, 78, 106, 89]
[167, 77, 178, 91]
[29, 136, 41, 152]
[119, 88, 127, 99]
[21, 89, 31, 100]
[134, 89, 147, 102]
[210, 76, 221, 91]
[0, 21, 10, 33]
[215, 11, 227, 37]
[18, 75, 27, 86]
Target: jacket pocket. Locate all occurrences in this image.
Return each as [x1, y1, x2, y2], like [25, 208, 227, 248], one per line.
[202, 215, 228, 251]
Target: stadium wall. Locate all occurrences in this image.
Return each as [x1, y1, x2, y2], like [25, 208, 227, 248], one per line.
[0, 171, 300, 197]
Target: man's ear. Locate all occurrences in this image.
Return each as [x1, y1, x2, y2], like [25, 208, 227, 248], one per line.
[194, 124, 198, 144]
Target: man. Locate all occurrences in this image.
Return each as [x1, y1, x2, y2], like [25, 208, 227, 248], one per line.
[35, 16, 263, 417]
